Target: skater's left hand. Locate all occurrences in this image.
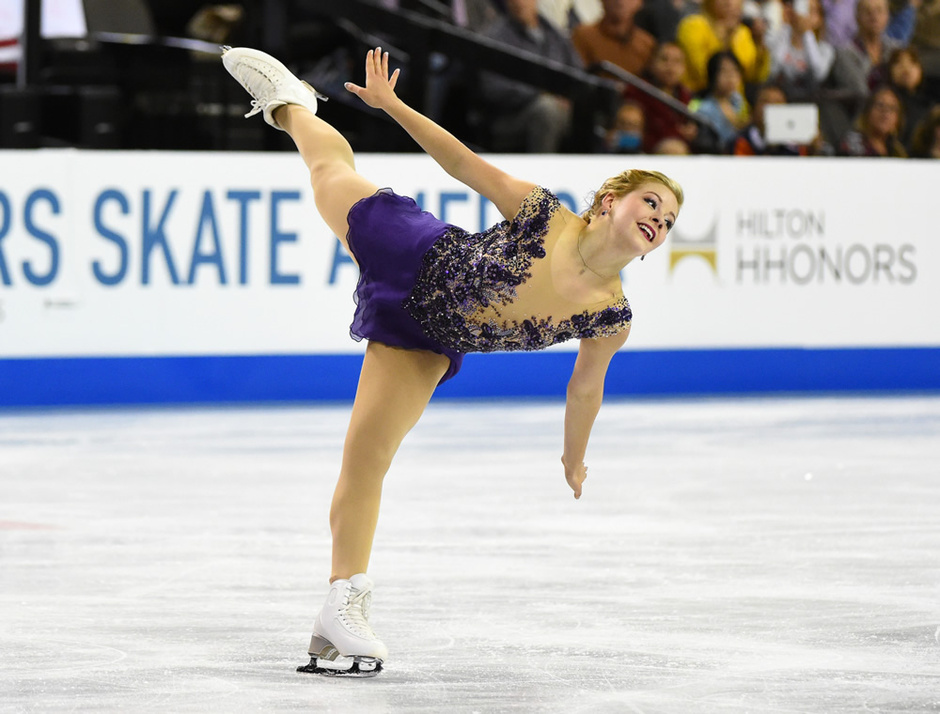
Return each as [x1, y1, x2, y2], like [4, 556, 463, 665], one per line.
[344, 47, 401, 111]
[562, 457, 588, 500]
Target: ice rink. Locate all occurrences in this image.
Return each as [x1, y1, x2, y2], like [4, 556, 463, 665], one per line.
[1, 395, 939, 713]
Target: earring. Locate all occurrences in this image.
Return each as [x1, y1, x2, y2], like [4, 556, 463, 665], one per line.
[601, 210, 607, 215]
[640, 255, 645, 261]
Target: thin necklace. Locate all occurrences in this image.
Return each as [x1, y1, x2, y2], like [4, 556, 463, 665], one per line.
[577, 231, 616, 280]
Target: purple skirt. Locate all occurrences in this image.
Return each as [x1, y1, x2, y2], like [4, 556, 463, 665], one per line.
[346, 190, 464, 383]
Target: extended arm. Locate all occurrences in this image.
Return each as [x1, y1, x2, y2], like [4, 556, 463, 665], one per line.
[345, 47, 535, 220]
[562, 329, 630, 499]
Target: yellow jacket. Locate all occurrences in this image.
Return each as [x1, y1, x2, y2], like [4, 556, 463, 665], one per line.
[676, 13, 771, 93]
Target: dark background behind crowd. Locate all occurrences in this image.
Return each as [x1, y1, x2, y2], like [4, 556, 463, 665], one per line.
[1, 0, 938, 158]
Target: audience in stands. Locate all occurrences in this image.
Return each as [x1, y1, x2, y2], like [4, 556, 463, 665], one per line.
[478, 0, 583, 152]
[767, 0, 836, 99]
[887, 46, 932, 143]
[690, 50, 752, 150]
[831, 0, 905, 97]
[5, 0, 940, 158]
[822, 0, 921, 47]
[838, 82, 908, 153]
[676, 0, 772, 93]
[625, 41, 699, 152]
[733, 82, 816, 152]
[572, 0, 657, 76]
[603, 99, 646, 151]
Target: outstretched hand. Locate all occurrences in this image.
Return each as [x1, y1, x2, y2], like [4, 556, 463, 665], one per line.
[562, 457, 588, 500]
[344, 47, 401, 111]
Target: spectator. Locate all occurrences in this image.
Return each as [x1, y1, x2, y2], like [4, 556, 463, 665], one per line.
[676, 0, 772, 93]
[625, 41, 700, 151]
[822, 0, 921, 47]
[478, 0, 583, 152]
[572, 0, 657, 77]
[887, 47, 931, 144]
[767, 0, 836, 98]
[830, 0, 905, 96]
[908, 104, 940, 156]
[734, 82, 814, 152]
[689, 50, 752, 150]
[838, 83, 908, 154]
[604, 99, 646, 152]
[538, 0, 603, 30]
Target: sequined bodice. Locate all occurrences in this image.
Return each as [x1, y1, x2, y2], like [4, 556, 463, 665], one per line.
[404, 186, 632, 354]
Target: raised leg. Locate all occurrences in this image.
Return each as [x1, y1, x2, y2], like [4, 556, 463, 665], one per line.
[221, 47, 378, 251]
[329, 341, 450, 581]
[275, 105, 378, 254]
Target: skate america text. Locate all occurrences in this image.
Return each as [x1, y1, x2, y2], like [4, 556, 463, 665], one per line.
[0, 188, 302, 287]
[0, 188, 579, 289]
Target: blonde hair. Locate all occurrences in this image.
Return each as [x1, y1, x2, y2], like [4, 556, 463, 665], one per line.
[581, 169, 685, 223]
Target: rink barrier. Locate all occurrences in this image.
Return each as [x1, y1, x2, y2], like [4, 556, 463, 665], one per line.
[2, 151, 938, 406]
[1, 347, 938, 407]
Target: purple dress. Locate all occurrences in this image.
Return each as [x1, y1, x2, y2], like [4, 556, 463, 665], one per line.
[346, 189, 465, 382]
[346, 187, 633, 384]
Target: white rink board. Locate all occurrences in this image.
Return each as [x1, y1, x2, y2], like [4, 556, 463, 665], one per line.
[0, 151, 937, 358]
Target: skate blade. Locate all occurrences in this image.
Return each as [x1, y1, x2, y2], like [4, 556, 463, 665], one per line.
[297, 656, 382, 677]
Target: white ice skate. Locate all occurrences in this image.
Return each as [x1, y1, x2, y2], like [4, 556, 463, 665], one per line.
[220, 46, 325, 130]
[297, 573, 388, 677]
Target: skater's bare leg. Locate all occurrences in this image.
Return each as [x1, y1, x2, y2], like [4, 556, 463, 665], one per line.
[274, 105, 378, 251]
[330, 342, 449, 582]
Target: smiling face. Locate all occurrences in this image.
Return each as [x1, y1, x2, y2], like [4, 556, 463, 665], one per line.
[605, 183, 679, 258]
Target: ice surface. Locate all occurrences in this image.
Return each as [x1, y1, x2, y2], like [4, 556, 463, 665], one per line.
[1, 396, 939, 713]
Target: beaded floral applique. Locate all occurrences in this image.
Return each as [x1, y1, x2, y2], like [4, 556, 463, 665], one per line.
[404, 187, 632, 354]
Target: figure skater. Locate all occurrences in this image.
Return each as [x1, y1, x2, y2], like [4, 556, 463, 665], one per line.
[221, 45, 683, 676]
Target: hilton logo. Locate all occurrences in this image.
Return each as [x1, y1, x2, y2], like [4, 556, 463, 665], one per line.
[668, 221, 718, 277]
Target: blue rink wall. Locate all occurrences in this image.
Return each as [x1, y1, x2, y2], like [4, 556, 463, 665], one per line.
[1, 348, 938, 407]
[1, 151, 938, 407]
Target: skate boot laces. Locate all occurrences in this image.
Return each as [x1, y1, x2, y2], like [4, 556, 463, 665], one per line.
[227, 57, 281, 119]
[221, 46, 325, 119]
[243, 77, 322, 119]
[339, 586, 375, 639]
